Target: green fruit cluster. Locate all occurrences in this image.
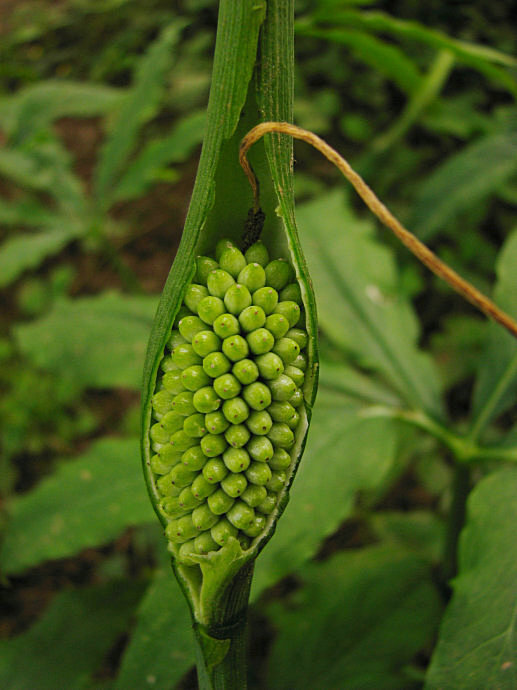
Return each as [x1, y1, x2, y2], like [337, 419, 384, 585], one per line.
[149, 238, 308, 563]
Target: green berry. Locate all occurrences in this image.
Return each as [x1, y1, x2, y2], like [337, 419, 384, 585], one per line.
[225, 424, 251, 448]
[204, 411, 229, 435]
[171, 391, 196, 416]
[166, 515, 197, 543]
[232, 358, 259, 385]
[238, 263, 266, 291]
[252, 286, 278, 314]
[287, 410, 300, 430]
[286, 328, 308, 350]
[194, 531, 218, 554]
[268, 401, 296, 423]
[245, 241, 269, 266]
[196, 256, 218, 284]
[268, 423, 295, 448]
[270, 374, 296, 401]
[161, 355, 178, 372]
[200, 433, 227, 458]
[239, 305, 266, 332]
[151, 453, 177, 475]
[269, 448, 291, 470]
[178, 487, 202, 511]
[183, 413, 207, 438]
[179, 315, 206, 342]
[279, 282, 302, 303]
[219, 247, 247, 277]
[159, 495, 188, 517]
[181, 445, 207, 471]
[223, 447, 251, 473]
[172, 344, 202, 370]
[221, 473, 248, 498]
[247, 328, 274, 355]
[241, 484, 267, 508]
[247, 436, 274, 462]
[273, 338, 300, 365]
[211, 518, 238, 546]
[156, 444, 183, 467]
[227, 501, 255, 530]
[213, 313, 240, 338]
[197, 296, 225, 324]
[224, 284, 252, 315]
[192, 474, 218, 499]
[255, 352, 284, 380]
[207, 269, 235, 298]
[274, 301, 301, 328]
[162, 370, 184, 394]
[169, 463, 198, 488]
[265, 313, 290, 339]
[203, 351, 231, 378]
[256, 493, 276, 515]
[265, 258, 292, 290]
[243, 382, 271, 411]
[192, 503, 219, 530]
[215, 239, 236, 261]
[161, 411, 185, 433]
[169, 428, 197, 452]
[245, 461, 272, 486]
[246, 410, 273, 436]
[222, 334, 249, 362]
[213, 373, 242, 400]
[192, 330, 221, 357]
[267, 470, 287, 493]
[150, 422, 172, 445]
[152, 390, 173, 417]
[285, 365, 304, 387]
[156, 473, 182, 497]
[222, 397, 249, 424]
[289, 388, 304, 407]
[181, 365, 211, 391]
[243, 514, 267, 538]
[200, 458, 227, 484]
[207, 488, 235, 515]
[292, 353, 307, 371]
[192, 386, 221, 413]
[167, 330, 187, 351]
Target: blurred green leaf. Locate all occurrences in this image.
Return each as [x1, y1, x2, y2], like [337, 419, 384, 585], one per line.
[94, 22, 185, 208]
[0, 438, 154, 574]
[0, 198, 58, 227]
[370, 511, 445, 564]
[0, 80, 125, 143]
[113, 110, 205, 202]
[470, 230, 517, 438]
[425, 467, 517, 689]
[252, 383, 400, 596]
[298, 25, 422, 95]
[14, 293, 158, 390]
[298, 190, 444, 419]
[0, 581, 144, 690]
[410, 127, 517, 241]
[319, 357, 403, 407]
[115, 561, 194, 690]
[309, 10, 517, 96]
[267, 545, 442, 690]
[0, 226, 82, 289]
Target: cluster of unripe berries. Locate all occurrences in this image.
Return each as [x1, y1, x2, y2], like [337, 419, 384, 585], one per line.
[150, 238, 308, 564]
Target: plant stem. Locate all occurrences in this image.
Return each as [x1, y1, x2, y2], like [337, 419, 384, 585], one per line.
[193, 561, 254, 690]
[443, 463, 471, 583]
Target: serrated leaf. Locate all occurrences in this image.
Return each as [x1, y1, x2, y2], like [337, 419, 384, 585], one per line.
[410, 127, 517, 241]
[14, 293, 158, 390]
[94, 22, 185, 208]
[252, 385, 400, 596]
[470, 230, 517, 438]
[0, 581, 144, 690]
[0, 438, 154, 574]
[297, 189, 444, 418]
[115, 563, 194, 690]
[0, 80, 125, 143]
[267, 545, 442, 690]
[0, 225, 83, 288]
[112, 110, 205, 202]
[425, 467, 517, 689]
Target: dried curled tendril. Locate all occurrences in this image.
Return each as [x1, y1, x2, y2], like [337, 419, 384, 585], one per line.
[148, 238, 308, 564]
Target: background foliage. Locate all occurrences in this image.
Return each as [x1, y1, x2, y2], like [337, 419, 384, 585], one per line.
[0, 1, 516, 688]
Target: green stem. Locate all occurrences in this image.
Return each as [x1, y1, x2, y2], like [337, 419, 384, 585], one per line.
[193, 562, 254, 690]
[443, 463, 471, 582]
